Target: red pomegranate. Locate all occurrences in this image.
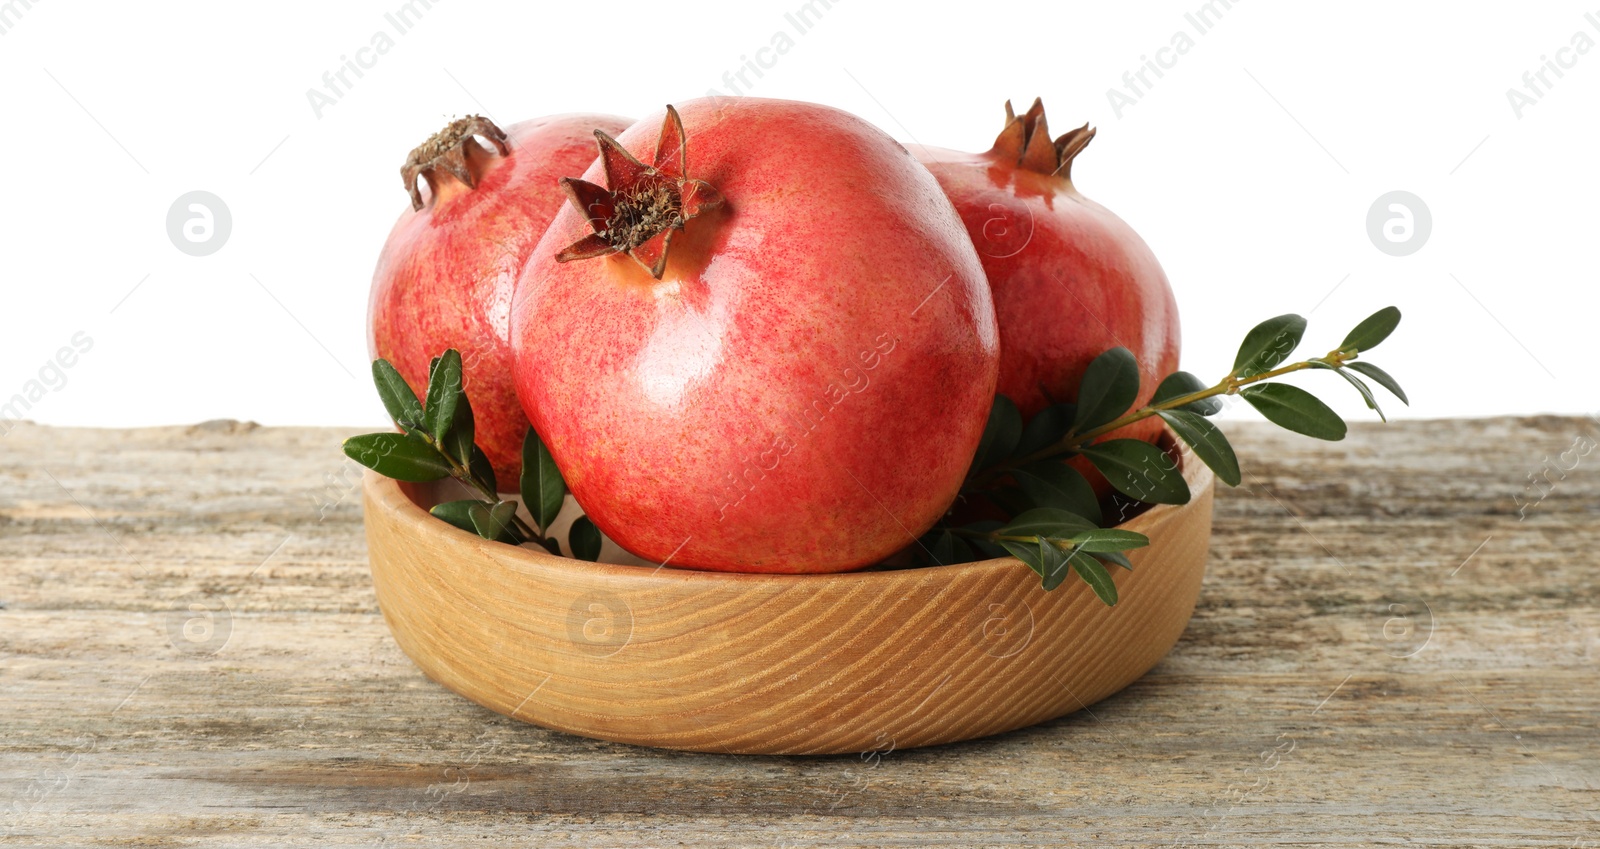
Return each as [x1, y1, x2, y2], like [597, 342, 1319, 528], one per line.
[369, 112, 631, 487]
[511, 99, 998, 573]
[915, 99, 1180, 457]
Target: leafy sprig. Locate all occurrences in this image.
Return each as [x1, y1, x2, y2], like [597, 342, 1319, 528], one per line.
[343, 308, 1407, 594]
[342, 349, 601, 561]
[932, 307, 1408, 602]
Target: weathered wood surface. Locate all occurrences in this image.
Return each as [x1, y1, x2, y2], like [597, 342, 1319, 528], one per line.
[1, 417, 1596, 847]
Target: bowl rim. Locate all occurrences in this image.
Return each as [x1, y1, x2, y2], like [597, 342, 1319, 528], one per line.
[367, 428, 1214, 588]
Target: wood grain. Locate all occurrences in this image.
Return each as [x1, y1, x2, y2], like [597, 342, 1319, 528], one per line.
[364, 449, 1212, 755]
[1, 417, 1597, 847]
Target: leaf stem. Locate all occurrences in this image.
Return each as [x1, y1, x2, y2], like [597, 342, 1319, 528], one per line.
[967, 348, 1353, 488]
[430, 438, 543, 544]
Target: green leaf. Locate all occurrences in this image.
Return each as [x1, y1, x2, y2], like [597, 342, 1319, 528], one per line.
[1233, 314, 1307, 377]
[372, 359, 425, 434]
[1096, 550, 1133, 571]
[470, 446, 497, 495]
[986, 487, 1033, 517]
[423, 349, 463, 445]
[443, 391, 476, 465]
[1072, 347, 1140, 434]
[1012, 461, 1102, 525]
[1152, 371, 1223, 416]
[1347, 361, 1409, 405]
[920, 527, 956, 566]
[1240, 383, 1347, 441]
[342, 432, 452, 482]
[1038, 538, 1073, 591]
[489, 501, 518, 539]
[467, 501, 518, 543]
[972, 395, 1022, 473]
[520, 429, 566, 533]
[1067, 528, 1151, 553]
[1015, 403, 1075, 457]
[1077, 440, 1191, 505]
[1001, 507, 1098, 539]
[429, 500, 482, 533]
[1000, 538, 1048, 577]
[1158, 409, 1242, 486]
[569, 516, 603, 561]
[1070, 551, 1118, 606]
[918, 527, 976, 566]
[1319, 365, 1385, 422]
[947, 535, 976, 565]
[963, 521, 1009, 559]
[1340, 306, 1401, 354]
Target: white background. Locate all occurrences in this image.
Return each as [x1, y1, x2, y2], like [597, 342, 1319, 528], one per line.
[1, 0, 1595, 430]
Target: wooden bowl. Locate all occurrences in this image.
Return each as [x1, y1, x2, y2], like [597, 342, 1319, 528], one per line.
[363, 441, 1214, 756]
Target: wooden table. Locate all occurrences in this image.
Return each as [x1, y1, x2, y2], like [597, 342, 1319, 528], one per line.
[2, 417, 1596, 847]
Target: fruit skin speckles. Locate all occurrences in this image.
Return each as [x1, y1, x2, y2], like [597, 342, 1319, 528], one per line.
[369, 113, 631, 488]
[915, 98, 1180, 493]
[710, 332, 898, 524]
[512, 98, 998, 573]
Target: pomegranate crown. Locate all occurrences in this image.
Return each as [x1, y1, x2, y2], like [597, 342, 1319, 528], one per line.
[555, 105, 726, 279]
[989, 98, 1095, 181]
[401, 115, 510, 211]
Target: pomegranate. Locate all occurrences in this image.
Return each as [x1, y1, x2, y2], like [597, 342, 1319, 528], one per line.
[510, 99, 998, 573]
[369, 112, 631, 487]
[914, 99, 1180, 461]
